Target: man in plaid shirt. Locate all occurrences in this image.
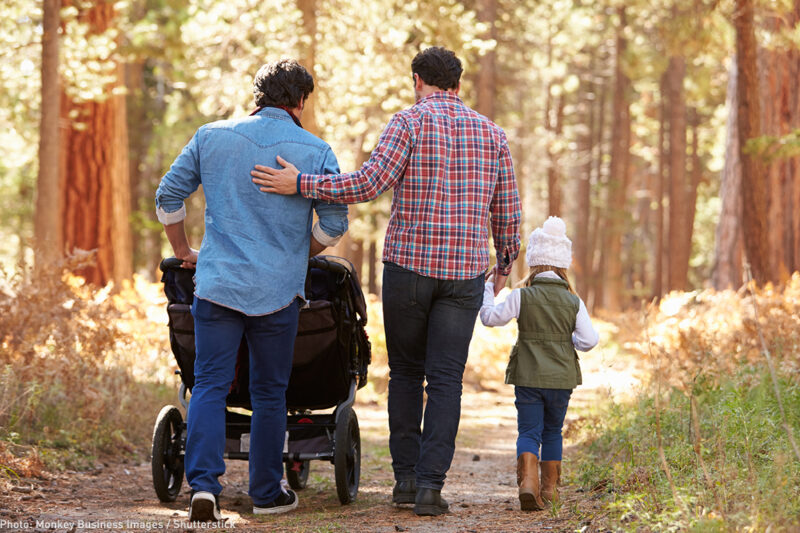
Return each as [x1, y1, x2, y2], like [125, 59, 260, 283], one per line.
[251, 46, 521, 516]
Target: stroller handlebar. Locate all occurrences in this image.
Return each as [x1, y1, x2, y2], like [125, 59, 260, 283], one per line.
[159, 257, 188, 272]
[159, 255, 357, 276]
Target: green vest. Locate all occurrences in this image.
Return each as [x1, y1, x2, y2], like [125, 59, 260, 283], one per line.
[505, 277, 582, 389]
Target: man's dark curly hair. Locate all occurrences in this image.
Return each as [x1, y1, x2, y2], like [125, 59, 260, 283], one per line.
[411, 46, 463, 90]
[253, 59, 314, 108]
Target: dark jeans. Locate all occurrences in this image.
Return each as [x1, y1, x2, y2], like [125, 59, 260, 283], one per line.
[186, 297, 299, 505]
[514, 386, 572, 460]
[382, 262, 484, 490]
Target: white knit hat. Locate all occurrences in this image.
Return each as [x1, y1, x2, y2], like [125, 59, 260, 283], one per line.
[525, 216, 572, 268]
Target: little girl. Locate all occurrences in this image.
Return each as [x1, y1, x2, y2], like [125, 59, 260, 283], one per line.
[481, 216, 599, 511]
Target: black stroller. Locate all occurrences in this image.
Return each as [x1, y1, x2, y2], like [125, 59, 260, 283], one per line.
[151, 255, 371, 505]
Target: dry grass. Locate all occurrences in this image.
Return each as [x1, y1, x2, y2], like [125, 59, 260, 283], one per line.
[631, 275, 800, 391]
[0, 255, 174, 476]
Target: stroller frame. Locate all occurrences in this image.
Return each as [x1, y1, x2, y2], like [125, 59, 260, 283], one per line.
[151, 255, 371, 506]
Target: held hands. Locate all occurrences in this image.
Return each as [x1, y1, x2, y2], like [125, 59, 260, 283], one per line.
[251, 155, 299, 195]
[486, 266, 508, 296]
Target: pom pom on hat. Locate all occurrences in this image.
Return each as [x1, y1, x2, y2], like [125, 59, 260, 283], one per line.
[525, 216, 572, 268]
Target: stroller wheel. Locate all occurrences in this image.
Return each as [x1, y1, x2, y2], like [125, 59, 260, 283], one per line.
[286, 460, 310, 490]
[334, 406, 360, 505]
[152, 405, 185, 502]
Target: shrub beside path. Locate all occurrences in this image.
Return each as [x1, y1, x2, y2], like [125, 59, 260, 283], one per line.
[2, 325, 638, 533]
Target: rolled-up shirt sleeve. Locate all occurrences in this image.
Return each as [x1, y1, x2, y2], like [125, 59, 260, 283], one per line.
[155, 130, 203, 224]
[311, 147, 349, 246]
[490, 134, 522, 275]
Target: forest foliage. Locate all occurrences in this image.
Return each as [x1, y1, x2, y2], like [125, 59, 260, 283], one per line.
[5, 0, 796, 305]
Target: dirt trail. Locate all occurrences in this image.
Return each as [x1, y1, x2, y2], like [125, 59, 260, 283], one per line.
[2, 344, 640, 533]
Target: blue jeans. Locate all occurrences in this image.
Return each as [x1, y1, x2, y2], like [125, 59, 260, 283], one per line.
[515, 386, 572, 460]
[185, 297, 299, 505]
[382, 262, 484, 490]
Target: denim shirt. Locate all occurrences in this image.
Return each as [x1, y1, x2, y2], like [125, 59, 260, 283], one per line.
[155, 107, 349, 315]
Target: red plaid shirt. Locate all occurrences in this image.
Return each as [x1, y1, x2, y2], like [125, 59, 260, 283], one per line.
[299, 91, 521, 280]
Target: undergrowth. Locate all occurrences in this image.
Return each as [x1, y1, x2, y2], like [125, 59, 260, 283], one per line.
[0, 256, 175, 476]
[576, 277, 800, 531]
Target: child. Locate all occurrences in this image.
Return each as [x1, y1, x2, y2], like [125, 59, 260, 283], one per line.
[481, 216, 599, 511]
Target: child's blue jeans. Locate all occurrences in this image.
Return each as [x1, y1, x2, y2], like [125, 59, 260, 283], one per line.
[515, 386, 572, 460]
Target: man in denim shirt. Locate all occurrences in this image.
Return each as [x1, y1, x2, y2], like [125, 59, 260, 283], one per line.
[155, 60, 348, 521]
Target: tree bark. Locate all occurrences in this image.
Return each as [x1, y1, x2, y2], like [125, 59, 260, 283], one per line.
[713, 56, 744, 290]
[666, 54, 688, 291]
[759, 25, 785, 279]
[654, 73, 667, 298]
[589, 60, 608, 312]
[59, 1, 132, 286]
[367, 234, 378, 295]
[574, 53, 595, 299]
[601, 6, 631, 311]
[735, 0, 769, 284]
[790, 3, 800, 273]
[298, 0, 319, 136]
[546, 93, 565, 217]
[34, 0, 62, 269]
[476, 0, 497, 120]
[685, 109, 702, 268]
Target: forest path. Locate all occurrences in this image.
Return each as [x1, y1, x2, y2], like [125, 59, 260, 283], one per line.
[2, 331, 641, 532]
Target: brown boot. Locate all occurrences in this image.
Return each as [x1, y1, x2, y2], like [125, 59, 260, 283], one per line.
[540, 460, 561, 504]
[516, 453, 544, 511]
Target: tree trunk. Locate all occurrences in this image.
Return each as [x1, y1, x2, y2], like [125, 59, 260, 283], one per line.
[574, 54, 595, 299]
[34, 0, 61, 268]
[547, 93, 565, 217]
[298, 0, 319, 136]
[790, 4, 800, 274]
[513, 86, 530, 284]
[59, 1, 132, 286]
[759, 26, 786, 280]
[589, 62, 609, 312]
[367, 234, 378, 295]
[601, 6, 631, 311]
[713, 56, 744, 290]
[476, 0, 497, 120]
[654, 73, 667, 298]
[735, 0, 769, 284]
[666, 54, 688, 291]
[685, 109, 702, 271]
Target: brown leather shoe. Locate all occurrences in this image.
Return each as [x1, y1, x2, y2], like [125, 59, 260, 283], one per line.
[516, 453, 544, 511]
[540, 460, 561, 504]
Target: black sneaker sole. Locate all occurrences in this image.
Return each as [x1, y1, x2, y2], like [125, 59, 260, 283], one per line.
[189, 499, 221, 522]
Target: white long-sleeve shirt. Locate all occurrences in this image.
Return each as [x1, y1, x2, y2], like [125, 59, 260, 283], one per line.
[480, 271, 599, 352]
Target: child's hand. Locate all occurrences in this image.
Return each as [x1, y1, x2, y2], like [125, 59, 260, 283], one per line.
[493, 271, 508, 296]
